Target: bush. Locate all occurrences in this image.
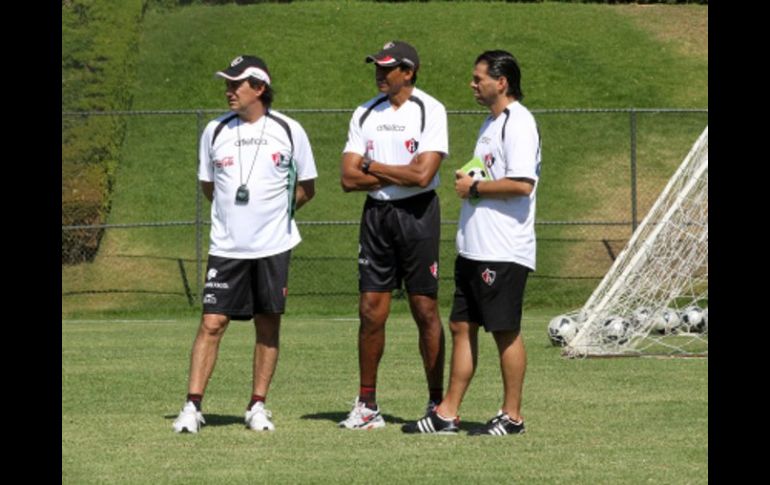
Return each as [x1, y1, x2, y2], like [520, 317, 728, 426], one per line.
[62, 0, 147, 263]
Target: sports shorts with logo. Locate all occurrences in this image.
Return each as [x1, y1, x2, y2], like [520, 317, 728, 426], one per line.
[202, 251, 291, 319]
[449, 255, 530, 333]
[358, 190, 440, 294]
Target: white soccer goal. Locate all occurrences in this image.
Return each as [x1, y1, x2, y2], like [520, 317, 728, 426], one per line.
[562, 126, 708, 358]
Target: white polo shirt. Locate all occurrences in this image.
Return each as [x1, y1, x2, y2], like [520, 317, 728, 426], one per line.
[199, 109, 318, 259]
[456, 101, 541, 269]
[343, 86, 448, 201]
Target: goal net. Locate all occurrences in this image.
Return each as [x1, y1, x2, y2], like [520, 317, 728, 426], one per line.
[562, 126, 708, 358]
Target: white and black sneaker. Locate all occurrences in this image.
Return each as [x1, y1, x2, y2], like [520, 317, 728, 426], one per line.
[172, 401, 205, 434]
[338, 398, 386, 430]
[468, 412, 525, 436]
[402, 409, 459, 434]
[245, 401, 275, 431]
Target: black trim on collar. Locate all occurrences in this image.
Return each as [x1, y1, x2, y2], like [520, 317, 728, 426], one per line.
[358, 95, 426, 134]
[358, 95, 389, 129]
[211, 113, 238, 147]
[501, 108, 511, 143]
[407, 95, 426, 134]
[266, 111, 294, 154]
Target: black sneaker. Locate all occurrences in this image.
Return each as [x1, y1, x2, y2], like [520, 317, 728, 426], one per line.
[402, 410, 459, 434]
[468, 412, 525, 436]
[424, 400, 438, 416]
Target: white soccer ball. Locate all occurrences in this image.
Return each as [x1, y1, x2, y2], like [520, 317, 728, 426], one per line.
[602, 316, 630, 345]
[548, 315, 578, 347]
[680, 305, 705, 333]
[467, 168, 487, 181]
[660, 308, 681, 334]
[632, 307, 652, 327]
[574, 310, 589, 324]
[649, 311, 665, 333]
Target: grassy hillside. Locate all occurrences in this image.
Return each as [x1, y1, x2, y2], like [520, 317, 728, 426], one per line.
[132, 3, 707, 110]
[61, 2, 707, 318]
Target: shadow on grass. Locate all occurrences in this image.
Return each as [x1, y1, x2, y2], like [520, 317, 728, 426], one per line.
[301, 411, 357, 423]
[300, 411, 486, 430]
[301, 411, 411, 425]
[457, 421, 487, 432]
[164, 413, 243, 427]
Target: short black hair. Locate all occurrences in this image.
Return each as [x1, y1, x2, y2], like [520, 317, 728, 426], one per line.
[475, 50, 523, 100]
[399, 64, 418, 86]
[247, 77, 274, 108]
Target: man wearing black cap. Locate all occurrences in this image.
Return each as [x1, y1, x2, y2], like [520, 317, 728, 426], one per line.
[339, 41, 448, 430]
[172, 55, 318, 434]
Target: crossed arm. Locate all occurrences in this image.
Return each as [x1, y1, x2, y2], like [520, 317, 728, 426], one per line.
[340, 151, 444, 192]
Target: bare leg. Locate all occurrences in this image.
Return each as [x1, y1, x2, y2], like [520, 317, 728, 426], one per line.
[436, 320, 479, 418]
[408, 293, 445, 393]
[251, 313, 281, 398]
[494, 330, 527, 422]
[188, 313, 230, 394]
[358, 292, 392, 389]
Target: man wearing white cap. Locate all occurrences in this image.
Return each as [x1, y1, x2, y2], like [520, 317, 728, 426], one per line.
[172, 55, 318, 433]
[339, 41, 448, 430]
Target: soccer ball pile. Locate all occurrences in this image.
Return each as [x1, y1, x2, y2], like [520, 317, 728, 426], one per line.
[547, 315, 578, 347]
[547, 305, 708, 350]
[632, 305, 708, 334]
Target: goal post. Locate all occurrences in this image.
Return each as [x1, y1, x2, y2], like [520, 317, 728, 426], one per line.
[562, 126, 708, 358]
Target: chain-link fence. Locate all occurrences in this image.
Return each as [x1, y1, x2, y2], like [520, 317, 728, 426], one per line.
[62, 108, 708, 316]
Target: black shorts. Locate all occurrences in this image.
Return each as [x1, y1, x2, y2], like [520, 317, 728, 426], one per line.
[358, 190, 440, 294]
[449, 255, 530, 333]
[201, 251, 291, 319]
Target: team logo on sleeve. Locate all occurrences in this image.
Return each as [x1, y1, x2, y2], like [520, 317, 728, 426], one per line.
[366, 140, 374, 152]
[214, 157, 234, 170]
[272, 152, 291, 167]
[481, 268, 496, 286]
[430, 261, 438, 279]
[207, 268, 218, 280]
[484, 153, 495, 168]
[404, 138, 419, 154]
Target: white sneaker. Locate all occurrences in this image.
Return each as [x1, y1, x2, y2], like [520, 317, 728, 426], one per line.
[173, 401, 205, 433]
[245, 401, 275, 431]
[338, 398, 386, 430]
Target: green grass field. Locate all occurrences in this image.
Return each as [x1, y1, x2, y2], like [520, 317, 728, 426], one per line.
[62, 312, 707, 484]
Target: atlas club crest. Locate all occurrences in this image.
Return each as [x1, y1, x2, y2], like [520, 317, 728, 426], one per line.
[481, 268, 496, 286]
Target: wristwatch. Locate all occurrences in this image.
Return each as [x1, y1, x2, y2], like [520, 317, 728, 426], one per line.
[469, 180, 481, 199]
[361, 158, 372, 174]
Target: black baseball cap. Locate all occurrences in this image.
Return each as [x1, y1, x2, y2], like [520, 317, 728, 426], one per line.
[365, 41, 420, 69]
[215, 55, 271, 85]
